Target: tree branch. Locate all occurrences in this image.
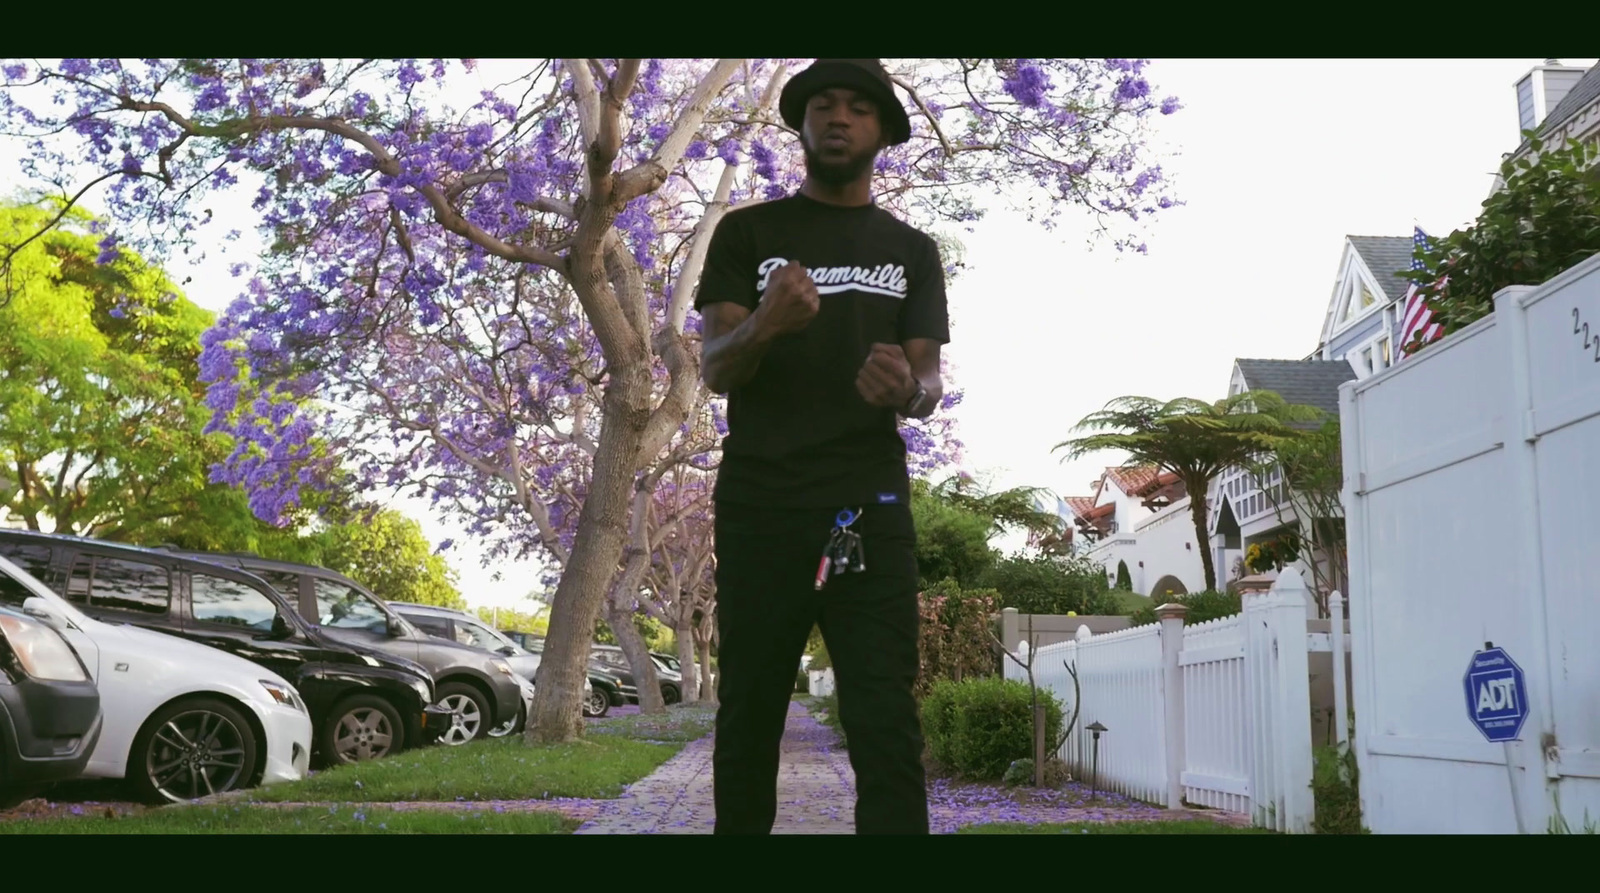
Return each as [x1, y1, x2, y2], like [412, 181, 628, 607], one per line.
[613, 59, 744, 204]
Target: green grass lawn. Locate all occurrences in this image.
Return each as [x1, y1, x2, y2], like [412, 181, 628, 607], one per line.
[0, 805, 575, 835]
[957, 819, 1271, 834]
[250, 703, 717, 803]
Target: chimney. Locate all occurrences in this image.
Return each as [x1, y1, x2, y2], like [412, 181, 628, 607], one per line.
[1515, 59, 1590, 138]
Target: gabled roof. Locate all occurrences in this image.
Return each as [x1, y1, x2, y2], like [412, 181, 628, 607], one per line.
[1538, 62, 1600, 138]
[1235, 358, 1358, 420]
[1346, 235, 1416, 304]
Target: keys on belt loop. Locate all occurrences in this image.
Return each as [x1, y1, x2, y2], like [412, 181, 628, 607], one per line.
[815, 507, 865, 590]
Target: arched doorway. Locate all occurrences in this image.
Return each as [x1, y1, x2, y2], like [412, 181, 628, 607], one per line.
[1151, 575, 1188, 599]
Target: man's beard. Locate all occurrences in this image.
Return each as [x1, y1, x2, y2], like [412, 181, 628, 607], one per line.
[802, 138, 877, 186]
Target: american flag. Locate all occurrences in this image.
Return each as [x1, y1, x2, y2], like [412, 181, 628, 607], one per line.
[1395, 226, 1445, 363]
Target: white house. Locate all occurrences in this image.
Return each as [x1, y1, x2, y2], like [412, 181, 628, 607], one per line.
[1491, 58, 1600, 194]
[1059, 464, 1206, 598]
[1204, 358, 1355, 598]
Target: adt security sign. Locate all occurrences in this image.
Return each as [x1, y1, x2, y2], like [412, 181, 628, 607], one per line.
[1463, 645, 1530, 743]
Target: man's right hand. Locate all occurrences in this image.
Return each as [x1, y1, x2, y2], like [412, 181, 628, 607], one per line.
[753, 260, 819, 338]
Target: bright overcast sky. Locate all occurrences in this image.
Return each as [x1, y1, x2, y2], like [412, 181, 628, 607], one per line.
[3, 58, 1588, 611]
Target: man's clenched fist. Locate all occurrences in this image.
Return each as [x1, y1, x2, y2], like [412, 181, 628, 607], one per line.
[753, 260, 820, 338]
[856, 343, 919, 409]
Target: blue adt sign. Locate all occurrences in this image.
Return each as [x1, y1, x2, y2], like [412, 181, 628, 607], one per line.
[1463, 645, 1529, 743]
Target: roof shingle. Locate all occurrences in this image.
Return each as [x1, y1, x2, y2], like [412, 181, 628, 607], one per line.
[1234, 358, 1358, 420]
[1346, 235, 1416, 304]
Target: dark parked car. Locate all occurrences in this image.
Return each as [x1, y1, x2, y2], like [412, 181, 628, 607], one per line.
[170, 553, 525, 746]
[500, 631, 623, 718]
[0, 531, 448, 769]
[386, 602, 594, 724]
[590, 644, 683, 705]
[0, 605, 103, 809]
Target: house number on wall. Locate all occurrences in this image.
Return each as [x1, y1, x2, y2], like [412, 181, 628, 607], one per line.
[1573, 308, 1600, 362]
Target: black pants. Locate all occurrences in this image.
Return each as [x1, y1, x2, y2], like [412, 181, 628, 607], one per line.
[711, 499, 929, 835]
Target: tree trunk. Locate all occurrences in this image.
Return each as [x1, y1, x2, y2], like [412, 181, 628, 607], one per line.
[608, 598, 666, 713]
[676, 616, 698, 704]
[1187, 482, 1217, 591]
[696, 629, 717, 706]
[524, 369, 652, 743]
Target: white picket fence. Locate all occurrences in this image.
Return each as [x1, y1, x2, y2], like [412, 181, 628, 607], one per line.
[1007, 569, 1348, 832]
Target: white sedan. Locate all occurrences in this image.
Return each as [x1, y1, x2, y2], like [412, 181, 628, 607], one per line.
[0, 555, 313, 804]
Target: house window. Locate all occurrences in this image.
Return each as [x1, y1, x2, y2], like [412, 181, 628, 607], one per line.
[1341, 280, 1379, 323]
[1380, 336, 1392, 368]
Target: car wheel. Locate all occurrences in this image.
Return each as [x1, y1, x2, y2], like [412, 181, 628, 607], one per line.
[661, 684, 681, 706]
[129, 698, 258, 805]
[436, 682, 490, 746]
[487, 700, 524, 738]
[321, 695, 404, 766]
[584, 689, 610, 718]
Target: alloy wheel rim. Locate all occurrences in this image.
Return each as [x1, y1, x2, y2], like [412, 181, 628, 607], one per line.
[145, 709, 248, 802]
[439, 693, 483, 745]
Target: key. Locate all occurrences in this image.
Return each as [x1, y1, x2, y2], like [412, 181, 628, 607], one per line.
[848, 530, 865, 573]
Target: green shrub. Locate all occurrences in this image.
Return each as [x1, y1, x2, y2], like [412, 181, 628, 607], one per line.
[920, 681, 961, 767]
[916, 579, 1000, 699]
[1311, 744, 1367, 834]
[921, 677, 1063, 781]
[1129, 590, 1241, 627]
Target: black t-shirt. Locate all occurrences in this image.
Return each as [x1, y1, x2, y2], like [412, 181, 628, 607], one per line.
[693, 192, 950, 509]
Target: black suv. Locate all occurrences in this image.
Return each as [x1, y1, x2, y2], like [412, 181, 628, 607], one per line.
[173, 553, 526, 745]
[0, 531, 449, 768]
[0, 605, 103, 808]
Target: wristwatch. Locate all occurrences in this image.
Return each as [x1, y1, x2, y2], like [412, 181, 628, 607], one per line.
[901, 383, 930, 417]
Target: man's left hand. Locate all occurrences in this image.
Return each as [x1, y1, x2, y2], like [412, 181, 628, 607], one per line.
[856, 343, 918, 409]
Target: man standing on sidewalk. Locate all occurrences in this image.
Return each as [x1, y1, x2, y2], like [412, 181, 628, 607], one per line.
[692, 58, 947, 835]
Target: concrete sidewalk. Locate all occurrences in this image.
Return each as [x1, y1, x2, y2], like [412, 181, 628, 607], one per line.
[574, 699, 1254, 835]
[575, 700, 855, 834]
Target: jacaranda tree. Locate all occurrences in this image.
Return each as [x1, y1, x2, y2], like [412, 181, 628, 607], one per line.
[1, 58, 1183, 741]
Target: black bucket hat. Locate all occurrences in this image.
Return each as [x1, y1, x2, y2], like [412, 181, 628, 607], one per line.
[779, 58, 912, 146]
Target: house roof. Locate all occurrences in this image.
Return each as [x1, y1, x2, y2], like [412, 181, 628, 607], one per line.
[1106, 465, 1180, 497]
[1539, 62, 1600, 138]
[1346, 235, 1416, 303]
[1235, 358, 1358, 420]
[1064, 496, 1099, 520]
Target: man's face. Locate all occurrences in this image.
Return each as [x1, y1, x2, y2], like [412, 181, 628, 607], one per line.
[800, 87, 884, 186]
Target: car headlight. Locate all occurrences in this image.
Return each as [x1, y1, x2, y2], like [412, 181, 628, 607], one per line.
[491, 658, 515, 677]
[0, 614, 89, 682]
[260, 680, 306, 713]
[412, 678, 433, 703]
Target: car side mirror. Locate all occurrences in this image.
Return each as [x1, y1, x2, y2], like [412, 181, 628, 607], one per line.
[257, 612, 295, 641]
[387, 616, 405, 638]
[497, 645, 516, 657]
[21, 596, 64, 629]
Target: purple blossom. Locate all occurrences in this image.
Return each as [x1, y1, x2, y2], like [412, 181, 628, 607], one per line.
[1161, 96, 1182, 115]
[3, 63, 26, 81]
[1002, 63, 1051, 108]
[1115, 77, 1151, 102]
